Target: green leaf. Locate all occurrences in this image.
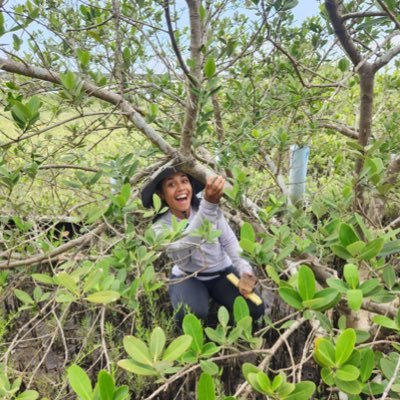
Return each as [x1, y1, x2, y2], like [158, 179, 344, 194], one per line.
[55, 272, 79, 296]
[346, 241, 365, 257]
[198, 373, 215, 400]
[86, 291, 120, 304]
[280, 0, 298, 11]
[204, 57, 216, 78]
[359, 238, 384, 260]
[217, 306, 229, 327]
[233, 296, 250, 322]
[336, 364, 360, 381]
[240, 238, 255, 253]
[117, 359, 158, 376]
[302, 288, 340, 311]
[150, 327, 166, 362]
[338, 57, 350, 72]
[31, 273, 54, 285]
[123, 336, 152, 365]
[162, 335, 192, 361]
[0, 12, 5, 36]
[14, 289, 34, 305]
[347, 289, 363, 311]
[321, 367, 335, 385]
[247, 372, 265, 394]
[343, 264, 359, 288]
[359, 278, 380, 296]
[335, 328, 356, 367]
[372, 315, 398, 330]
[241, 222, 255, 242]
[256, 371, 272, 395]
[182, 313, 203, 354]
[314, 339, 335, 367]
[200, 360, 219, 375]
[335, 378, 362, 395]
[382, 266, 396, 289]
[266, 265, 280, 284]
[67, 365, 93, 400]
[201, 342, 220, 357]
[326, 278, 348, 293]
[242, 363, 260, 380]
[379, 239, 400, 257]
[331, 244, 352, 260]
[98, 370, 114, 400]
[279, 287, 303, 310]
[114, 386, 129, 400]
[339, 223, 359, 247]
[297, 265, 316, 301]
[77, 48, 90, 67]
[15, 391, 39, 400]
[283, 381, 316, 400]
[359, 348, 374, 382]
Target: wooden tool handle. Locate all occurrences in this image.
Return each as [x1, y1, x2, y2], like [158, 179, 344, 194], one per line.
[226, 273, 263, 306]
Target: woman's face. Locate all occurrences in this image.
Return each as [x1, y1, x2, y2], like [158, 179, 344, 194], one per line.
[159, 172, 193, 218]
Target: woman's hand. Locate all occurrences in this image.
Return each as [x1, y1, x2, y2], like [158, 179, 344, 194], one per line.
[238, 273, 257, 297]
[204, 175, 225, 204]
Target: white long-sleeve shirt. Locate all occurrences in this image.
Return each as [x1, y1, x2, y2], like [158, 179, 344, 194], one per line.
[153, 199, 253, 280]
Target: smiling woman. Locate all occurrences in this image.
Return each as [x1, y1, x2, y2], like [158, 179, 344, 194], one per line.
[141, 163, 265, 325]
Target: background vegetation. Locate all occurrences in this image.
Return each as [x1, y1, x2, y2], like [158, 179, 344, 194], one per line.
[0, 0, 399, 399]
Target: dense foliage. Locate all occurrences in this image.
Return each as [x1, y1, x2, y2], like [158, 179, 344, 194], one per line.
[0, 0, 399, 399]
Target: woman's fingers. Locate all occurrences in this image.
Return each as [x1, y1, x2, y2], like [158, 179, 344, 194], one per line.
[204, 175, 225, 203]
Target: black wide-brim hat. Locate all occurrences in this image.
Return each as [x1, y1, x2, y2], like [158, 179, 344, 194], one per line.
[141, 163, 205, 208]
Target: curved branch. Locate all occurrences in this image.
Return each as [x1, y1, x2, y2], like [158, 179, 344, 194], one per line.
[325, 0, 363, 66]
[164, 0, 193, 83]
[342, 11, 387, 21]
[0, 224, 105, 269]
[0, 58, 177, 156]
[318, 120, 359, 139]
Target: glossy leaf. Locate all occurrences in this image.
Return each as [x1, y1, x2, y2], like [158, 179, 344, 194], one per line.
[150, 327, 166, 361]
[335, 378, 362, 395]
[284, 381, 316, 400]
[198, 373, 215, 400]
[67, 365, 93, 400]
[278, 287, 303, 310]
[233, 296, 250, 322]
[123, 336, 152, 365]
[335, 328, 356, 367]
[182, 313, 203, 354]
[359, 348, 374, 382]
[98, 370, 114, 400]
[162, 335, 192, 361]
[343, 264, 359, 289]
[297, 265, 315, 301]
[314, 339, 335, 367]
[336, 364, 360, 381]
[86, 291, 120, 304]
[347, 289, 363, 311]
[339, 223, 359, 247]
[117, 359, 157, 376]
[204, 57, 216, 78]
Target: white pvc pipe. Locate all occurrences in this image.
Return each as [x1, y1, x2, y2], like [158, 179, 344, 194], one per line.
[288, 145, 310, 206]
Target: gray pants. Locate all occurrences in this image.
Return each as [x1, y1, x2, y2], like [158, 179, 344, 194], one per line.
[168, 267, 265, 324]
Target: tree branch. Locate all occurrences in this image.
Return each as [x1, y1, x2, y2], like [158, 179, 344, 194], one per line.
[325, 0, 363, 66]
[0, 224, 105, 269]
[164, 0, 193, 83]
[180, 0, 203, 157]
[318, 120, 359, 139]
[0, 58, 177, 156]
